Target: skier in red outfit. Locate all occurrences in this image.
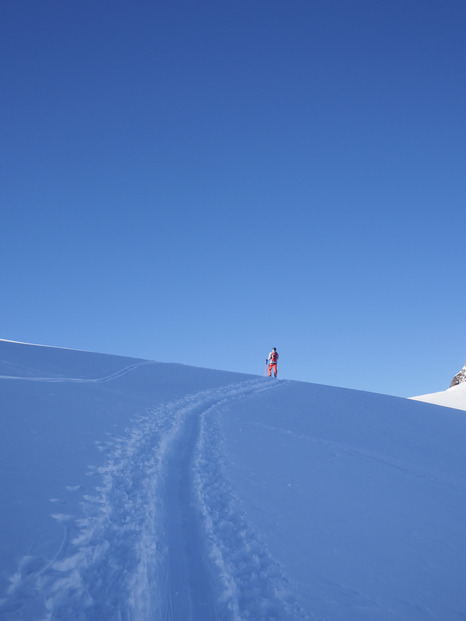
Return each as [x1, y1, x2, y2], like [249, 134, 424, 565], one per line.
[266, 347, 279, 377]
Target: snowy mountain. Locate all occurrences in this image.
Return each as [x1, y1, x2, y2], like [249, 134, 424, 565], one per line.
[1, 340, 466, 621]
[450, 361, 466, 387]
[412, 382, 466, 411]
[411, 361, 466, 411]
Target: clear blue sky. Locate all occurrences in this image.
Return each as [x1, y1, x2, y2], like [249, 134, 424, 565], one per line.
[2, 0, 465, 397]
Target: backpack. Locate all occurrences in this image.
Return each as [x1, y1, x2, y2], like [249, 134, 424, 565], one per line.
[271, 351, 278, 363]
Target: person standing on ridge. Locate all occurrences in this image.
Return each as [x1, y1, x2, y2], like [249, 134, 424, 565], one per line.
[266, 347, 279, 377]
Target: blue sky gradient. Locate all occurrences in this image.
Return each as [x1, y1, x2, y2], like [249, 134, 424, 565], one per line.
[2, 0, 466, 396]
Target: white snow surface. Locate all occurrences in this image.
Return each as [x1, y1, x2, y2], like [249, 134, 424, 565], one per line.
[412, 382, 466, 411]
[1, 340, 466, 620]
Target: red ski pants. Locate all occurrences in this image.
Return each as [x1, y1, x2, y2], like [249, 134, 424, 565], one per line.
[268, 363, 277, 377]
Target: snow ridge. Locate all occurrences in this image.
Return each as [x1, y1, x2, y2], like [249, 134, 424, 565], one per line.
[1, 378, 303, 621]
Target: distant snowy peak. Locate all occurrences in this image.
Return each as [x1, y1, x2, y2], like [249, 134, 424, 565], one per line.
[411, 362, 466, 412]
[412, 381, 466, 412]
[450, 361, 466, 387]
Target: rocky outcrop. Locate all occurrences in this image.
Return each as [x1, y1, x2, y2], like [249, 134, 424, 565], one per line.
[450, 362, 466, 388]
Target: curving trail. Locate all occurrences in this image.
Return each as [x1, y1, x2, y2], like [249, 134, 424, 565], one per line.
[0, 361, 154, 383]
[2, 378, 306, 621]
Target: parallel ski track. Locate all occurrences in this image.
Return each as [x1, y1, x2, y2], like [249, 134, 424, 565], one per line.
[0, 361, 153, 383]
[1, 377, 307, 621]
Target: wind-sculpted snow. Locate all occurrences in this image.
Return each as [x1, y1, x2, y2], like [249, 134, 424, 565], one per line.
[1, 377, 304, 621]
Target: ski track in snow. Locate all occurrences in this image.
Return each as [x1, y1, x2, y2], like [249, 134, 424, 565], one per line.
[1, 378, 307, 621]
[0, 361, 154, 383]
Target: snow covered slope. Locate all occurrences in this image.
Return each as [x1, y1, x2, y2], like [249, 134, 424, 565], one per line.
[412, 382, 466, 411]
[1, 340, 466, 621]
